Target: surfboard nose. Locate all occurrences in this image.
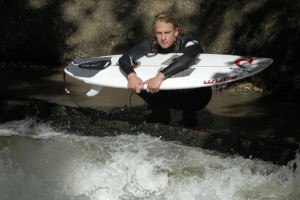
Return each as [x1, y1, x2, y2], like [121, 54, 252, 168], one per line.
[254, 57, 273, 67]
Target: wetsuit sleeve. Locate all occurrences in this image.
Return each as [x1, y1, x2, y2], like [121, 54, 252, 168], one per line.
[118, 38, 151, 76]
[160, 35, 204, 79]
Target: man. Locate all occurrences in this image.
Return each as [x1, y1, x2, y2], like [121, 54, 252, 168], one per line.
[119, 11, 212, 127]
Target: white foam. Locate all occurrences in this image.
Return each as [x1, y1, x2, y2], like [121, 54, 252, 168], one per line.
[0, 118, 60, 137]
[0, 119, 299, 199]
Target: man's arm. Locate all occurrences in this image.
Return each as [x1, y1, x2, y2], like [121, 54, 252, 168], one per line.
[118, 38, 151, 76]
[118, 38, 151, 93]
[159, 34, 204, 79]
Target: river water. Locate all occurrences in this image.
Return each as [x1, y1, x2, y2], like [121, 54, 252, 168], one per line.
[0, 118, 299, 200]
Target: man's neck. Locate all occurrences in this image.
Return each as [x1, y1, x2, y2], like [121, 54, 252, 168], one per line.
[158, 43, 176, 53]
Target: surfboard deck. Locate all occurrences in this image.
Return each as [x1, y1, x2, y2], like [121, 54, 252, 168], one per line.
[64, 53, 273, 96]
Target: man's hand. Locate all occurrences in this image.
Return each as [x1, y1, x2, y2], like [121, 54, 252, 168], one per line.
[128, 73, 144, 93]
[144, 72, 165, 93]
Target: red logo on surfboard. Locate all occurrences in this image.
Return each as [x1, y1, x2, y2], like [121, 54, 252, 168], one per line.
[234, 58, 253, 68]
[203, 76, 237, 84]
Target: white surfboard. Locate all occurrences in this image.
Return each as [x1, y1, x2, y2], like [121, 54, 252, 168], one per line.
[64, 53, 273, 96]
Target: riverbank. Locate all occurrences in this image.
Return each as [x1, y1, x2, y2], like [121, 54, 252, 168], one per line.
[0, 66, 299, 165]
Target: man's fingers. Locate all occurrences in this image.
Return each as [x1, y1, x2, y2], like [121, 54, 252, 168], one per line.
[135, 85, 142, 93]
[146, 86, 159, 94]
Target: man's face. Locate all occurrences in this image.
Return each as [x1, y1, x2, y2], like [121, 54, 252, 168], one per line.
[154, 20, 178, 49]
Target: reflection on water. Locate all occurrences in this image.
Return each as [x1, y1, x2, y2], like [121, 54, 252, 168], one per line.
[0, 119, 299, 200]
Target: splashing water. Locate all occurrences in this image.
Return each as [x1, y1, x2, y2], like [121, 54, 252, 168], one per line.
[0, 119, 299, 200]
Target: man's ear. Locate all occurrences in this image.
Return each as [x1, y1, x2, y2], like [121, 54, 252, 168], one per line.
[175, 27, 179, 37]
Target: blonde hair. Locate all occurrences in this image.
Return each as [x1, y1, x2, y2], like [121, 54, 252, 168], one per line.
[150, 11, 183, 53]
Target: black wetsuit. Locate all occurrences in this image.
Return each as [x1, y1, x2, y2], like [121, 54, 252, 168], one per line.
[119, 34, 212, 125]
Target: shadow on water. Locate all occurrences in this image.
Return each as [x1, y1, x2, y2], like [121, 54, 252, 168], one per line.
[0, 0, 76, 97]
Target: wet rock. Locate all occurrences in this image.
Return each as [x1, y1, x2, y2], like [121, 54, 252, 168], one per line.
[0, 95, 298, 165]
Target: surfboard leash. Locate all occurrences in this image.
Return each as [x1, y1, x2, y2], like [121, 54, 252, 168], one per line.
[63, 66, 147, 120]
[63, 69, 83, 108]
[128, 91, 136, 112]
[128, 91, 148, 116]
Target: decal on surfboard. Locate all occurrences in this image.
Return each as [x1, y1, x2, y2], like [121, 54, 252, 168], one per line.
[234, 58, 253, 68]
[203, 76, 238, 84]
